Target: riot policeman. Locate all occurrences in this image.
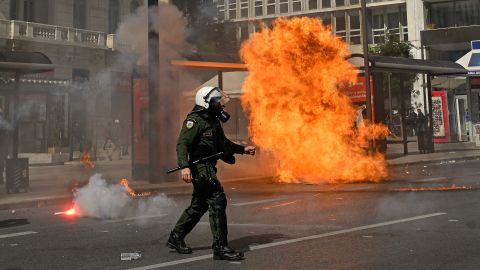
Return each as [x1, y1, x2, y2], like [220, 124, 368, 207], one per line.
[166, 86, 255, 261]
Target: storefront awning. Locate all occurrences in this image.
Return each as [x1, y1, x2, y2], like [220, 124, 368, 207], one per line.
[0, 51, 54, 74]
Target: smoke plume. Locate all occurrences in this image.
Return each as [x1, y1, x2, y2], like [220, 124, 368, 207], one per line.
[73, 174, 174, 220]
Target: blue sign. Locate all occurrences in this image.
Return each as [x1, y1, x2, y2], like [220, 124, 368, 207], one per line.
[472, 40, 480, 50]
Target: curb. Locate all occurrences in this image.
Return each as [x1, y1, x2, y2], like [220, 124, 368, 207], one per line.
[388, 155, 480, 167]
[0, 195, 72, 210]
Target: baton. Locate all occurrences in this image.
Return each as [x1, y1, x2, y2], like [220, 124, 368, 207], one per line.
[166, 152, 224, 174]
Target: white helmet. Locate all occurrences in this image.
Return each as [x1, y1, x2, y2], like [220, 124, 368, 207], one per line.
[195, 86, 230, 109]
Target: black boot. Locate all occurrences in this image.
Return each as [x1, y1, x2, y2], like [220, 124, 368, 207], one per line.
[213, 242, 244, 261]
[166, 232, 192, 254]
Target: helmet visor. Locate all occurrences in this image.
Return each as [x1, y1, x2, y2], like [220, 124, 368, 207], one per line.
[209, 88, 230, 108]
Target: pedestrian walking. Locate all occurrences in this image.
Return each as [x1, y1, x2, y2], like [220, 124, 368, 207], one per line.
[166, 86, 256, 261]
[416, 109, 427, 153]
[103, 138, 115, 161]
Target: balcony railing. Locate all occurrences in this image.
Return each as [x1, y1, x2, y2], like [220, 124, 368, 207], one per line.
[0, 20, 108, 49]
[372, 25, 408, 44]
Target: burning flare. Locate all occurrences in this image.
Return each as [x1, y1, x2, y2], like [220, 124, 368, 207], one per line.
[240, 17, 388, 183]
[80, 151, 95, 169]
[119, 179, 151, 197]
[54, 206, 78, 216]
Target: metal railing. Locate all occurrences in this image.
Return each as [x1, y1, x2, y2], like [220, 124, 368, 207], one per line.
[372, 24, 409, 44]
[0, 19, 108, 49]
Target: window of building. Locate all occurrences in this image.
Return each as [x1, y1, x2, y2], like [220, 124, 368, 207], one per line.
[267, 0, 276, 15]
[9, 0, 18, 20]
[350, 0, 359, 5]
[23, 0, 34, 21]
[74, 0, 87, 29]
[309, 0, 318, 10]
[455, 0, 480, 26]
[216, 0, 226, 20]
[321, 14, 332, 26]
[335, 0, 345, 7]
[292, 0, 302, 12]
[255, 0, 263, 16]
[109, 0, 120, 33]
[387, 12, 399, 29]
[427, 2, 454, 28]
[322, 0, 331, 9]
[240, 0, 249, 18]
[335, 13, 346, 40]
[372, 13, 385, 44]
[228, 0, 236, 19]
[279, 0, 289, 13]
[349, 11, 360, 44]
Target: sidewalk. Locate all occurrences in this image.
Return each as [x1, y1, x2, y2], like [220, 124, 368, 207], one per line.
[1, 142, 479, 210]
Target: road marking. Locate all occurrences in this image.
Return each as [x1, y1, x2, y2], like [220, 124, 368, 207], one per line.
[232, 198, 286, 206]
[263, 200, 298, 210]
[104, 214, 167, 223]
[249, 212, 446, 250]
[128, 212, 446, 270]
[0, 231, 37, 239]
[415, 177, 448, 182]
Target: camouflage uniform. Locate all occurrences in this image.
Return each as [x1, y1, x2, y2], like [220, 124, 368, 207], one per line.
[172, 109, 245, 246]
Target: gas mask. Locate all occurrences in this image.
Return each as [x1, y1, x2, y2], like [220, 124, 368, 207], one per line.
[209, 97, 231, 123]
[203, 87, 231, 123]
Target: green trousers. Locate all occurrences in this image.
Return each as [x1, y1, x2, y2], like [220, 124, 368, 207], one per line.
[172, 163, 228, 245]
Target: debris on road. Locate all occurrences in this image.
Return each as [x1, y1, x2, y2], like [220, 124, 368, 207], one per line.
[121, 252, 142, 261]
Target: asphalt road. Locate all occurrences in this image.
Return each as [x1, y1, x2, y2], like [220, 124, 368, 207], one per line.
[1, 159, 480, 270]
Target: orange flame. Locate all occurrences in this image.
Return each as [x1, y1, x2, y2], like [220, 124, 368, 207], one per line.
[119, 178, 151, 197]
[240, 17, 388, 184]
[395, 185, 472, 192]
[80, 151, 95, 169]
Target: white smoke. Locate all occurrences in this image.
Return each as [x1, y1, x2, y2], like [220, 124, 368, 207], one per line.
[73, 174, 175, 220]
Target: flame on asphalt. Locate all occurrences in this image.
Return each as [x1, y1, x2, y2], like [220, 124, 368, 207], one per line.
[394, 184, 473, 192]
[240, 17, 388, 184]
[119, 179, 152, 197]
[80, 151, 95, 169]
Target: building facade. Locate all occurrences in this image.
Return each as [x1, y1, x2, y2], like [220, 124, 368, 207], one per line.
[420, 0, 480, 142]
[0, 0, 143, 162]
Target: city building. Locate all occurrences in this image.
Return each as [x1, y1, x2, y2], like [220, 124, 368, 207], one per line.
[0, 0, 143, 162]
[421, 0, 480, 143]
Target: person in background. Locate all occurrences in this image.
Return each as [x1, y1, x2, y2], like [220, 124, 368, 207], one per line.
[416, 109, 427, 154]
[0, 106, 8, 184]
